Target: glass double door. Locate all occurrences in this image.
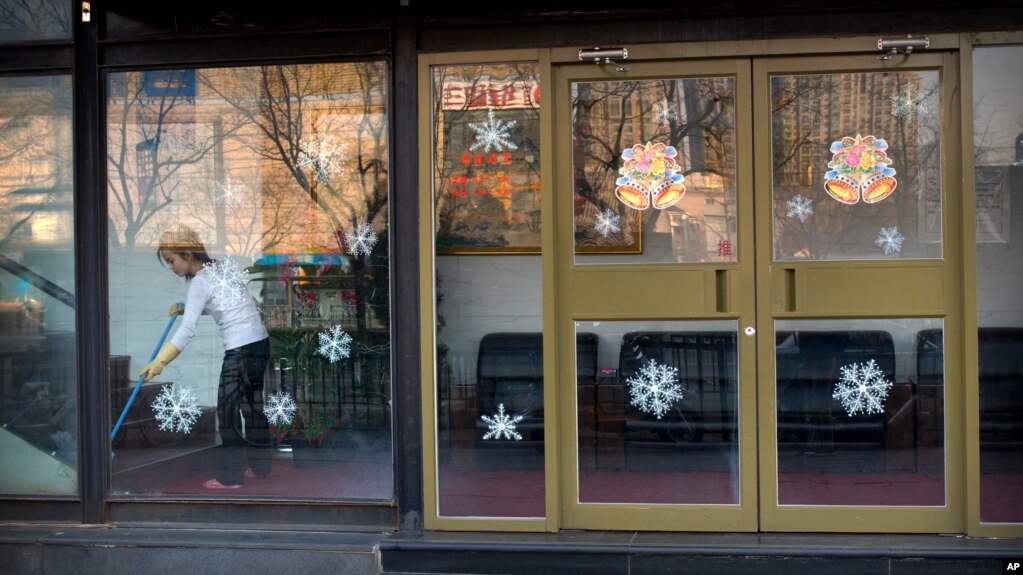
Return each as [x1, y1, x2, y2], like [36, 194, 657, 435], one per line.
[553, 53, 961, 532]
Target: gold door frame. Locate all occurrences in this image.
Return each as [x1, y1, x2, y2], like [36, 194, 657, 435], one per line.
[418, 34, 1021, 537]
[752, 52, 964, 533]
[552, 58, 757, 532]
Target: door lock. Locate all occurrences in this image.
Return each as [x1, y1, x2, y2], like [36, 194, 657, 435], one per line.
[744, 326, 756, 336]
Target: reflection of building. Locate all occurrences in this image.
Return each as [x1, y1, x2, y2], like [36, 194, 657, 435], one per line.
[573, 77, 737, 260]
[772, 73, 923, 187]
[104, 64, 388, 257]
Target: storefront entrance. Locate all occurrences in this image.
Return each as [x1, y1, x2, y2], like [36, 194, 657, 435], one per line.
[554, 52, 961, 532]
[422, 46, 963, 533]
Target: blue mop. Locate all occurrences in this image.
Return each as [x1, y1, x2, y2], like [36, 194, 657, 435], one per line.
[110, 304, 183, 452]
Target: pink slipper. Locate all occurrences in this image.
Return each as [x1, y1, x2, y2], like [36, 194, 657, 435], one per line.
[203, 479, 242, 489]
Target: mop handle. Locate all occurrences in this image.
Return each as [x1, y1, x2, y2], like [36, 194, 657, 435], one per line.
[110, 305, 182, 442]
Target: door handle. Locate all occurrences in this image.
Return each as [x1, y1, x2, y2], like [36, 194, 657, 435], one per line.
[775, 268, 797, 313]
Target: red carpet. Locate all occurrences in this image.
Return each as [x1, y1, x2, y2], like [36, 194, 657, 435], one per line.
[159, 459, 393, 499]
[439, 468, 546, 517]
[437, 469, 977, 517]
[778, 472, 945, 506]
[981, 474, 1023, 522]
[580, 471, 738, 504]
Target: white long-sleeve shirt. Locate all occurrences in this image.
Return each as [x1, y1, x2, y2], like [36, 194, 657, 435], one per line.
[170, 266, 269, 352]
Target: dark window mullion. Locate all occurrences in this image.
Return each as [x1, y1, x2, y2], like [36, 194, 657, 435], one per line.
[74, 1, 110, 525]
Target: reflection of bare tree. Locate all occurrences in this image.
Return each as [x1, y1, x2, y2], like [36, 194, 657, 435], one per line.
[572, 77, 735, 254]
[204, 63, 391, 330]
[206, 63, 389, 231]
[107, 73, 229, 251]
[0, 81, 73, 252]
[0, 0, 70, 40]
[771, 72, 940, 260]
[771, 76, 831, 178]
[184, 167, 302, 258]
[573, 81, 639, 216]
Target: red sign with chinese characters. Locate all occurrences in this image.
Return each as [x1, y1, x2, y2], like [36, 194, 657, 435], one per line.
[441, 80, 541, 110]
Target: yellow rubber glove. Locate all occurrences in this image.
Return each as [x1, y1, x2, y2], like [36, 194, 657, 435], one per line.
[137, 342, 181, 382]
[168, 302, 184, 316]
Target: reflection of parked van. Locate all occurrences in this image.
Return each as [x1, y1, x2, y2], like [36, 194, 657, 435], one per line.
[475, 332, 598, 443]
[919, 327, 1023, 442]
[617, 331, 738, 443]
[775, 330, 893, 450]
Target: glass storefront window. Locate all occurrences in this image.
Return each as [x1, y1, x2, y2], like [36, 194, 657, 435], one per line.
[0, 0, 72, 43]
[775, 318, 944, 506]
[572, 77, 737, 265]
[107, 63, 392, 500]
[431, 62, 545, 518]
[0, 74, 76, 495]
[771, 71, 942, 261]
[973, 45, 1023, 523]
[576, 320, 739, 505]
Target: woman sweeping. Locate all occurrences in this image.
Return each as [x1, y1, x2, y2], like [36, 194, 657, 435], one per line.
[138, 225, 271, 489]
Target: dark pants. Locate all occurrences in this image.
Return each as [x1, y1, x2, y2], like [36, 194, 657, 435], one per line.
[215, 337, 271, 485]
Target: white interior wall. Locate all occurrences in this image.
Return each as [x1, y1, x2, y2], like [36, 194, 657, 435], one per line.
[437, 256, 948, 383]
[109, 249, 227, 406]
[974, 45, 1023, 328]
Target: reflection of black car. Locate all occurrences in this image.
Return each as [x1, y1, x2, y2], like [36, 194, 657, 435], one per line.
[476, 332, 597, 443]
[618, 331, 738, 443]
[775, 330, 893, 449]
[919, 327, 1023, 442]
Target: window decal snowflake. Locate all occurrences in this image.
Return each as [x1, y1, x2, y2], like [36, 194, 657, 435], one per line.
[317, 324, 352, 363]
[203, 256, 248, 308]
[832, 359, 893, 416]
[653, 98, 677, 126]
[785, 194, 814, 223]
[215, 174, 247, 207]
[468, 109, 518, 153]
[481, 403, 524, 441]
[875, 226, 905, 255]
[151, 384, 202, 434]
[627, 359, 684, 419]
[890, 86, 927, 120]
[297, 133, 346, 185]
[344, 221, 378, 257]
[264, 391, 297, 427]
[593, 209, 621, 237]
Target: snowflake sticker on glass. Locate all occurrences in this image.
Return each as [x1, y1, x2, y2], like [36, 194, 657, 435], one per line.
[215, 174, 247, 208]
[653, 98, 677, 126]
[875, 226, 905, 255]
[264, 391, 297, 427]
[593, 209, 621, 238]
[832, 359, 893, 417]
[203, 256, 248, 308]
[151, 384, 202, 434]
[481, 403, 523, 441]
[890, 86, 927, 121]
[824, 134, 897, 205]
[344, 221, 378, 257]
[317, 324, 352, 363]
[469, 109, 518, 153]
[627, 359, 683, 419]
[297, 133, 346, 186]
[615, 141, 686, 211]
[785, 194, 813, 223]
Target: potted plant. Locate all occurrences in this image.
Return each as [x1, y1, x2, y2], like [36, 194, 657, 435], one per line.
[274, 411, 340, 468]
